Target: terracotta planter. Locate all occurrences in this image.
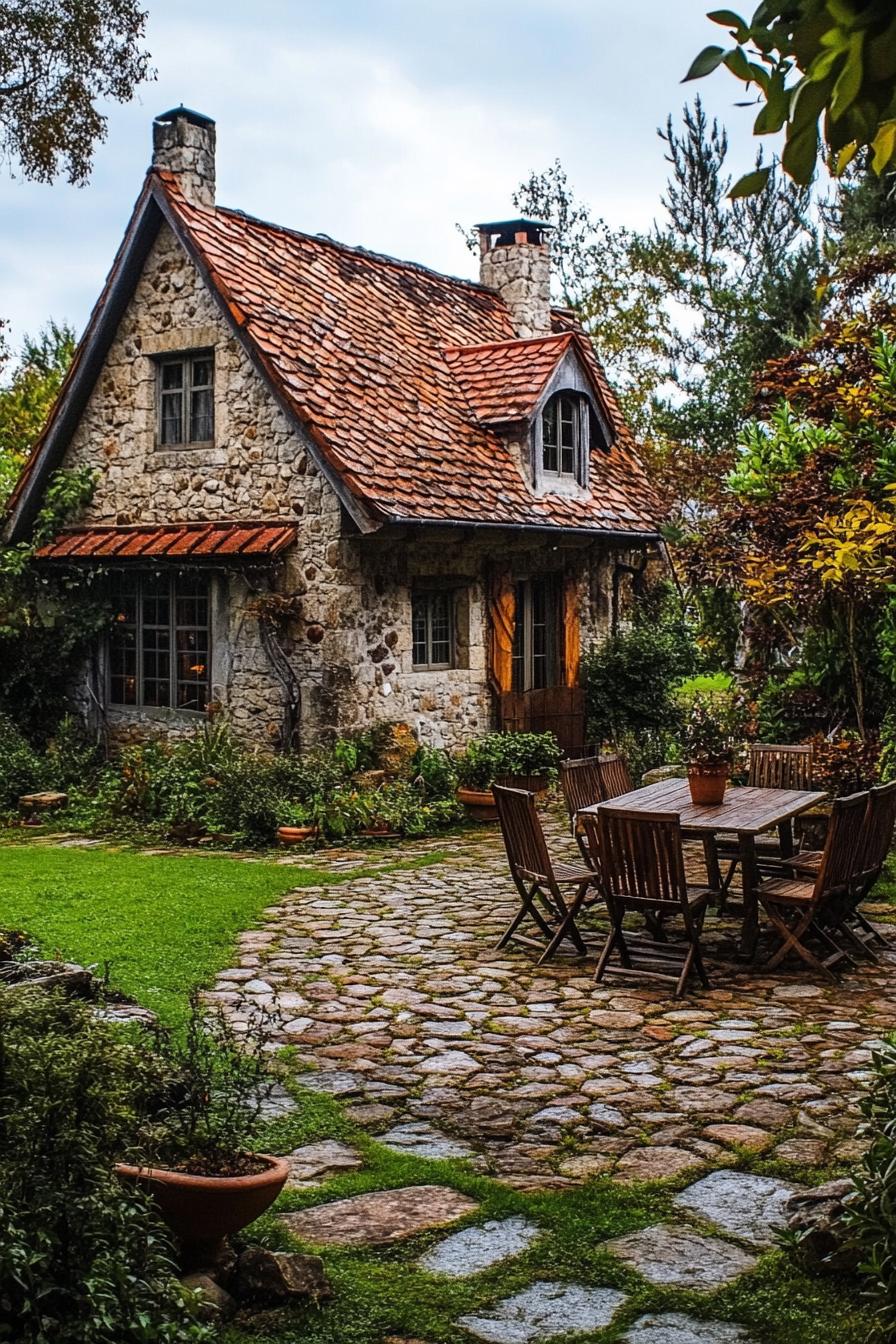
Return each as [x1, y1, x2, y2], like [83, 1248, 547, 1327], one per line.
[116, 1154, 289, 1271]
[276, 824, 317, 845]
[456, 786, 498, 822]
[360, 824, 399, 839]
[687, 763, 730, 806]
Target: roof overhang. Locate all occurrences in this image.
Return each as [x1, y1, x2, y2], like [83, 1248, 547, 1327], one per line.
[34, 520, 298, 563]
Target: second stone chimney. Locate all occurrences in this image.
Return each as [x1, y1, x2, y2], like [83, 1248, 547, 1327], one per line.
[477, 219, 553, 339]
[152, 106, 216, 208]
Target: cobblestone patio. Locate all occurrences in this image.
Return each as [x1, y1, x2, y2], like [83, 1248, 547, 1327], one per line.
[209, 814, 895, 1189]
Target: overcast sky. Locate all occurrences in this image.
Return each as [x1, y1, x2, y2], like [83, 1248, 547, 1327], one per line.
[0, 0, 766, 350]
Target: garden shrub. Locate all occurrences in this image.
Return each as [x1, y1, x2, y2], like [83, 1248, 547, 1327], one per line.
[582, 604, 697, 768]
[844, 1037, 896, 1340]
[0, 988, 207, 1344]
[0, 713, 46, 810]
[809, 731, 881, 796]
[63, 717, 462, 847]
[455, 732, 562, 790]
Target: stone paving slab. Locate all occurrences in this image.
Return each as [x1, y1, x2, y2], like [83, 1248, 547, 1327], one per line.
[380, 1121, 476, 1161]
[418, 1217, 540, 1277]
[284, 1140, 364, 1188]
[456, 1281, 627, 1343]
[603, 1224, 757, 1289]
[280, 1185, 478, 1247]
[672, 1170, 799, 1248]
[622, 1313, 758, 1343]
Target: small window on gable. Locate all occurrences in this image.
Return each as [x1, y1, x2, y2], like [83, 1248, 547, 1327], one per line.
[412, 591, 454, 670]
[157, 351, 214, 446]
[541, 391, 587, 483]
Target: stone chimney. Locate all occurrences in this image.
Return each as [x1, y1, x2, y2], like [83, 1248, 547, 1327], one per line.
[477, 219, 553, 339]
[152, 106, 216, 207]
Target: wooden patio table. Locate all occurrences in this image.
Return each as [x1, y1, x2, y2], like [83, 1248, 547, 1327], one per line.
[579, 777, 827, 958]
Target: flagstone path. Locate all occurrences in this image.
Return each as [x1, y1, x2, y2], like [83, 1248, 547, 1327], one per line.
[210, 814, 895, 1189]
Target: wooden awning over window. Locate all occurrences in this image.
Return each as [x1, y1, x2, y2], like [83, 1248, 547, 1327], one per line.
[34, 520, 298, 563]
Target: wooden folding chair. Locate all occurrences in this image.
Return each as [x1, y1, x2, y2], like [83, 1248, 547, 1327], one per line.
[580, 807, 714, 998]
[785, 781, 896, 957]
[756, 790, 868, 980]
[493, 785, 600, 965]
[559, 757, 604, 865]
[594, 754, 633, 801]
[715, 743, 816, 895]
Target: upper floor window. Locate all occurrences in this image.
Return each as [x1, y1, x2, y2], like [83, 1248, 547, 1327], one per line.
[412, 591, 454, 669]
[108, 571, 211, 712]
[542, 392, 584, 479]
[158, 351, 214, 446]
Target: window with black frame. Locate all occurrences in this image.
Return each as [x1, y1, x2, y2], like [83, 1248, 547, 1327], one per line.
[108, 571, 211, 711]
[411, 591, 454, 669]
[157, 351, 214, 446]
[512, 576, 559, 692]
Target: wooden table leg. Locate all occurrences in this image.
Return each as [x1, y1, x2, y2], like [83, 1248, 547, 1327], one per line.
[702, 834, 722, 892]
[777, 818, 794, 859]
[738, 833, 760, 959]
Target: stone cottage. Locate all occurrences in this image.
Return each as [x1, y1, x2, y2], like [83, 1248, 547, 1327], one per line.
[3, 108, 662, 752]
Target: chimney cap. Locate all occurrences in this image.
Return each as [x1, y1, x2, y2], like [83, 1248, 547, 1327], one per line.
[154, 105, 215, 130]
[476, 218, 553, 246]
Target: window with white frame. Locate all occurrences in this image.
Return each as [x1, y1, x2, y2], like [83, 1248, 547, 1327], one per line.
[108, 571, 211, 711]
[411, 591, 454, 669]
[157, 351, 214, 446]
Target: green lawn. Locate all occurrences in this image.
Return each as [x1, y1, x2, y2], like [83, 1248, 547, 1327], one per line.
[0, 841, 406, 1024]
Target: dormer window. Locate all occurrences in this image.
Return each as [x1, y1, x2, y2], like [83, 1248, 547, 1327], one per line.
[540, 391, 590, 485]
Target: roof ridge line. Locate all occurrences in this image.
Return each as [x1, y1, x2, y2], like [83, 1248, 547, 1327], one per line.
[443, 332, 572, 356]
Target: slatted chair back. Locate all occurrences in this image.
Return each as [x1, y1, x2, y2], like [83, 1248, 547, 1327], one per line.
[559, 757, 603, 826]
[594, 754, 633, 802]
[583, 807, 689, 915]
[748, 743, 815, 792]
[812, 790, 869, 904]
[493, 785, 553, 884]
[856, 780, 896, 892]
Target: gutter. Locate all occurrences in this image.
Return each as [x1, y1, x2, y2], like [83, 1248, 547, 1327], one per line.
[380, 515, 662, 545]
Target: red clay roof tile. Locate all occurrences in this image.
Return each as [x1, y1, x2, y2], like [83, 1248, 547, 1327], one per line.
[36, 521, 297, 563]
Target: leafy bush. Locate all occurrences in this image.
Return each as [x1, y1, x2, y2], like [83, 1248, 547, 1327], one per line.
[455, 732, 562, 790]
[0, 988, 207, 1343]
[0, 713, 46, 810]
[64, 717, 462, 847]
[754, 668, 832, 743]
[809, 731, 880, 797]
[582, 612, 697, 761]
[844, 1037, 896, 1339]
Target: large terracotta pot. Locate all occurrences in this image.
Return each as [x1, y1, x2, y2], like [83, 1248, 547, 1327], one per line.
[276, 824, 317, 845]
[456, 786, 498, 822]
[116, 1154, 289, 1270]
[687, 763, 730, 806]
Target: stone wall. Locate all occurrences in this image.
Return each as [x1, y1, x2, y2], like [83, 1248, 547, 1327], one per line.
[58, 220, 646, 753]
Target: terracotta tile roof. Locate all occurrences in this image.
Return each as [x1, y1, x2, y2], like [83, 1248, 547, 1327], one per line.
[35, 520, 297, 562]
[157, 172, 662, 536]
[442, 333, 579, 425]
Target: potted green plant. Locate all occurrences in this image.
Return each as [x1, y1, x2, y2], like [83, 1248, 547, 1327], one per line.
[455, 733, 561, 821]
[117, 997, 289, 1271]
[682, 694, 742, 806]
[275, 800, 318, 845]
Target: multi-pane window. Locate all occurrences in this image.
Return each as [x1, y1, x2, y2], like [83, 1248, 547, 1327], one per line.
[411, 591, 453, 669]
[542, 392, 581, 478]
[512, 577, 559, 692]
[158, 352, 214, 446]
[108, 572, 211, 712]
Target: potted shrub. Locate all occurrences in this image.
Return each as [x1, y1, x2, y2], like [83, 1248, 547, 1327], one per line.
[275, 800, 318, 845]
[456, 733, 561, 821]
[117, 996, 289, 1271]
[682, 693, 741, 806]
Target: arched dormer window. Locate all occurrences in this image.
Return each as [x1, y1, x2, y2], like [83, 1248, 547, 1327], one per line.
[541, 391, 589, 483]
